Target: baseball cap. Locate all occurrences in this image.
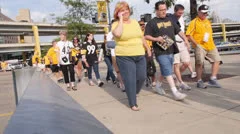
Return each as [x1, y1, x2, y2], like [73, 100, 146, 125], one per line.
[198, 5, 209, 13]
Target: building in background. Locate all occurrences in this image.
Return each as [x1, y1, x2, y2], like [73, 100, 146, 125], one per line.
[0, 8, 18, 44]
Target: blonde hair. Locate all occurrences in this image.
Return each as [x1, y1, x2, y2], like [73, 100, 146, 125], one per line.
[113, 1, 130, 20]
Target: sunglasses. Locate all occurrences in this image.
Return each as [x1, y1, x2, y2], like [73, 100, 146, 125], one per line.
[139, 24, 145, 26]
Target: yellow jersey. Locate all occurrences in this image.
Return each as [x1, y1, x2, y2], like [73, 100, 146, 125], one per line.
[43, 56, 50, 65]
[186, 17, 215, 51]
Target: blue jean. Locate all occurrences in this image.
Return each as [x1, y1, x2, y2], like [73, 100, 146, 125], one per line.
[116, 56, 146, 107]
[156, 54, 174, 77]
[104, 56, 116, 81]
[87, 63, 100, 80]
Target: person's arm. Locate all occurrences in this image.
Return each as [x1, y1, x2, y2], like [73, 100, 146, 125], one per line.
[187, 35, 198, 46]
[144, 21, 165, 43]
[142, 37, 151, 57]
[81, 43, 89, 67]
[112, 12, 124, 38]
[178, 31, 190, 50]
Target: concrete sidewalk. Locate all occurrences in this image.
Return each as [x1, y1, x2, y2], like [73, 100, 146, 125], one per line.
[50, 55, 240, 134]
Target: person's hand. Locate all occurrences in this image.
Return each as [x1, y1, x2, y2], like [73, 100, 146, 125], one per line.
[184, 40, 191, 51]
[147, 49, 152, 57]
[85, 62, 89, 68]
[118, 11, 125, 21]
[156, 36, 165, 43]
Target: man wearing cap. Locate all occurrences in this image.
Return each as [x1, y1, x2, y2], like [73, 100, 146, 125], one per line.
[186, 5, 222, 89]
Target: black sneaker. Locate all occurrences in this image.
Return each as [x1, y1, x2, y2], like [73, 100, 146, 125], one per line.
[98, 81, 104, 87]
[84, 72, 88, 77]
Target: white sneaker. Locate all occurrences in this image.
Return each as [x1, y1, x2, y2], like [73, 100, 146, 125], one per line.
[173, 91, 187, 101]
[191, 72, 197, 78]
[153, 82, 166, 95]
[179, 82, 191, 90]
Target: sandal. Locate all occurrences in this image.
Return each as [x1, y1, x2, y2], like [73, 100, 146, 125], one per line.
[131, 106, 140, 111]
[66, 86, 71, 91]
[72, 86, 77, 91]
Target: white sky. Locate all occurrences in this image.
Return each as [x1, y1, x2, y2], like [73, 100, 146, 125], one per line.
[1, 0, 239, 42]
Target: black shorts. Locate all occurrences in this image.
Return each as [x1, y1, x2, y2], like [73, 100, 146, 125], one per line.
[45, 65, 50, 68]
[51, 64, 59, 73]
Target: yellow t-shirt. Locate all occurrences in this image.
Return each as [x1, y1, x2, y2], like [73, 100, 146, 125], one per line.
[43, 56, 50, 65]
[111, 19, 145, 56]
[186, 17, 215, 51]
[46, 47, 59, 65]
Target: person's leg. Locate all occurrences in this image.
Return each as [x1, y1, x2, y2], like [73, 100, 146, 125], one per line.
[87, 65, 94, 86]
[105, 56, 116, 82]
[158, 54, 187, 100]
[104, 56, 112, 81]
[61, 65, 70, 90]
[116, 56, 137, 109]
[206, 48, 222, 88]
[93, 63, 104, 87]
[195, 45, 207, 88]
[136, 56, 147, 94]
[75, 60, 82, 79]
[69, 64, 75, 82]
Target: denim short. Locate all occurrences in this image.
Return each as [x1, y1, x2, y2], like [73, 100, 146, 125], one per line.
[156, 54, 174, 77]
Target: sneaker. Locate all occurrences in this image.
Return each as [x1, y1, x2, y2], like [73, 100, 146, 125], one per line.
[98, 82, 104, 87]
[191, 72, 197, 78]
[173, 91, 187, 101]
[98, 81, 104, 87]
[113, 80, 117, 84]
[197, 80, 207, 89]
[208, 79, 222, 88]
[152, 82, 156, 87]
[153, 82, 166, 95]
[84, 72, 88, 77]
[179, 82, 191, 91]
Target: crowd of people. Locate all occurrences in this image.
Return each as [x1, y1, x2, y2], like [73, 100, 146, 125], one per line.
[31, 1, 222, 111]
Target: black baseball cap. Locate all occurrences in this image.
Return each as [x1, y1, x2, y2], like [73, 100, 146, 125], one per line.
[198, 5, 209, 13]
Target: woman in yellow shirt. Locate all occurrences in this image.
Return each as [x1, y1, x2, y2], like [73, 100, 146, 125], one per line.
[112, 1, 151, 111]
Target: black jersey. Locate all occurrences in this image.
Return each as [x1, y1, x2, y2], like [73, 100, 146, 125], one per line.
[82, 41, 98, 65]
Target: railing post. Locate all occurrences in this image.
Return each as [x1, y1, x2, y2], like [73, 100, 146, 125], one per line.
[221, 23, 227, 42]
[12, 70, 18, 106]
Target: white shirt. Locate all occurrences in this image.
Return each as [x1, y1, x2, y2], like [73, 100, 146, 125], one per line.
[175, 16, 187, 51]
[57, 40, 74, 65]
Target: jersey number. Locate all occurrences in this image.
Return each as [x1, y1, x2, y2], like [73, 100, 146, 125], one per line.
[87, 45, 96, 54]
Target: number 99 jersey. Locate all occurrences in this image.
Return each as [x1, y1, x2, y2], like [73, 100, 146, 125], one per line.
[81, 42, 98, 66]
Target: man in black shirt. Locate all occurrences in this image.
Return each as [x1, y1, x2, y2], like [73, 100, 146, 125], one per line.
[144, 1, 190, 101]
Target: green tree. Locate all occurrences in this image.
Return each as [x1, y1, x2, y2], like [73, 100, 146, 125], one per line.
[56, 0, 96, 40]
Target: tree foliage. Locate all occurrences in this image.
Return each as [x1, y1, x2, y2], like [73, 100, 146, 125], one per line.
[56, 0, 97, 40]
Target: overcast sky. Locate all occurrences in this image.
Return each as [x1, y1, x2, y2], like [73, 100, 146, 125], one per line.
[0, 0, 239, 41]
